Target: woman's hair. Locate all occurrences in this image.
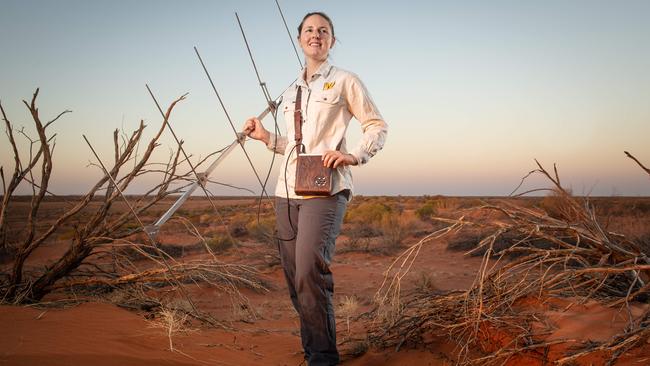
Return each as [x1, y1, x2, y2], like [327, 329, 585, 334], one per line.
[297, 12, 335, 38]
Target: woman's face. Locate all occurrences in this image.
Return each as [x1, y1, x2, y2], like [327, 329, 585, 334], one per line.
[298, 14, 335, 63]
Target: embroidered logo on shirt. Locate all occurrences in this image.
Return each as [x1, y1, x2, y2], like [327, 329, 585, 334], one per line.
[323, 82, 335, 91]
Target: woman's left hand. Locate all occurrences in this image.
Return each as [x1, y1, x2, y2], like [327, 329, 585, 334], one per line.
[322, 151, 358, 168]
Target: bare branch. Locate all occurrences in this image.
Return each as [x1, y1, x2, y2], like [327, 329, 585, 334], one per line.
[44, 109, 72, 129]
[625, 151, 650, 177]
[0, 167, 6, 197]
[371, 160, 650, 365]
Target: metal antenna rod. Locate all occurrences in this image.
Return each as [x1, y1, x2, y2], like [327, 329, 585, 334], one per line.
[144, 85, 237, 241]
[145, 86, 216, 198]
[193, 46, 275, 203]
[83, 136, 151, 242]
[275, 0, 303, 68]
[82, 134, 200, 313]
[233, 13, 296, 111]
[235, 12, 273, 104]
[234, 11, 288, 220]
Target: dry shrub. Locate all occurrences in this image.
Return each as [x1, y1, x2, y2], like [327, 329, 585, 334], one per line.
[538, 187, 580, 222]
[206, 234, 236, 253]
[339, 295, 360, 336]
[148, 307, 193, 352]
[340, 230, 370, 253]
[379, 211, 422, 250]
[0, 90, 268, 332]
[246, 216, 276, 246]
[414, 271, 435, 293]
[370, 161, 650, 365]
[228, 212, 251, 238]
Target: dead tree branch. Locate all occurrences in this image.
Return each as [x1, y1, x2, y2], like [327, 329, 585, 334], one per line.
[625, 151, 650, 177]
[370, 161, 650, 365]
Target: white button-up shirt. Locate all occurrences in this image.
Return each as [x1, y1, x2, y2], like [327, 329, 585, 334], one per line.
[267, 61, 388, 200]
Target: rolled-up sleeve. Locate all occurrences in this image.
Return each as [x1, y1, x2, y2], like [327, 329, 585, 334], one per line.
[266, 133, 288, 155]
[345, 75, 388, 165]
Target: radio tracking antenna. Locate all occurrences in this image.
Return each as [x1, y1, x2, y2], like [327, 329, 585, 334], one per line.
[275, 0, 303, 68]
[235, 13, 275, 108]
[194, 47, 276, 204]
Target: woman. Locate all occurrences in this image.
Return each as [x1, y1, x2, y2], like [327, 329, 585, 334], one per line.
[243, 12, 387, 365]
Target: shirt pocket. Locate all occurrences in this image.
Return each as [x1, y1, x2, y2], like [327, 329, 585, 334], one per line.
[283, 98, 296, 113]
[283, 98, 297, 122]
[314, 90, 341, 107]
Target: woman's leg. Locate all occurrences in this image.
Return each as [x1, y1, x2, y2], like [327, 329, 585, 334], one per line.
[293, 193, 348, 365]
[275, 198, 310, 355]
[276, 193, 348, 365]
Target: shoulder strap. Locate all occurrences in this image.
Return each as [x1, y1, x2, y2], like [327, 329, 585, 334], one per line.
[293, 86, 303, 154]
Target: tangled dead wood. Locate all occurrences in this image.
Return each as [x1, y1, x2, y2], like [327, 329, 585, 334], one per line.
[371, 159, 650, 365]
[0, 89, 265, 325]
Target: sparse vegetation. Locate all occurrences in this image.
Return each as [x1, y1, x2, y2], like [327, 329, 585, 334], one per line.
[206, 234, 236, 253]
[246, 216, 276, 246]
[228, 212, 251, 237]
[378, 211, 421, 250]
[0, 91, 266, 327]
[371, 160, 650, 365]
[338, 295, 359, 336]
[345, 201, 392, 225]
[415, 201, 436, 220]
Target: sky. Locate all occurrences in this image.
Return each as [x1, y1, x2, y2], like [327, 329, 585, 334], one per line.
[1, 0, 649, 197]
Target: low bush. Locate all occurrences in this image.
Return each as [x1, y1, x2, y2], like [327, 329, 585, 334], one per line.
[345, 202, 392, 225]
[206, 234, 236, 253]
[246, 216, 276, 246]
[229, 213, 251, 237]
[378, 212, 421, 250]
[415, 202, 436, 220]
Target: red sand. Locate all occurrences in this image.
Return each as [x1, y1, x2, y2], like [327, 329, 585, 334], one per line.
[2, 234, 650, 365]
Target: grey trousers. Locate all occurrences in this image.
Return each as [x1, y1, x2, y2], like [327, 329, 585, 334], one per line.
[275, 191, 348, 366]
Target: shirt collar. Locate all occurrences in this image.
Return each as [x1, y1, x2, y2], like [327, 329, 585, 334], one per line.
[296, 61, 333, 87]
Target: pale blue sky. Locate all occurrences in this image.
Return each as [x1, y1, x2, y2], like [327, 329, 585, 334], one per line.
[1, 0, 649, 196]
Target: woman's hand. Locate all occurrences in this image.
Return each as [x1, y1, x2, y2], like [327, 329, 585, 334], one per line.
[242, 117, 270, 145]
[322, 150, 358, 168]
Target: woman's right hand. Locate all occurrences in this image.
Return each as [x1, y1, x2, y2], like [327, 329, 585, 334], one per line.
[243, 117, 270, 145]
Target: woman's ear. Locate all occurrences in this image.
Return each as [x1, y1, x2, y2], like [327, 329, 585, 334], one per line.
[331, 36, 336, 48]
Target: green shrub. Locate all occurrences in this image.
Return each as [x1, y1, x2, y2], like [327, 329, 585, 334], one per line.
[206, 234, 236, 253]
[415, 202, 436, 220]
[345, 202, 391, 224]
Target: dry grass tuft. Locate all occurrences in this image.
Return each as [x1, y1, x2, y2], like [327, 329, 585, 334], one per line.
[339, 295, 360, 336]
[148, 307, 193, 352]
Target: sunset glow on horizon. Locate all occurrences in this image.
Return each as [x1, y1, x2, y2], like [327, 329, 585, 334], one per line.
[1, 0, 649, 197]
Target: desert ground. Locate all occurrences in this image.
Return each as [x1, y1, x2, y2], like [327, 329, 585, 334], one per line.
[2, 194, 650, 365]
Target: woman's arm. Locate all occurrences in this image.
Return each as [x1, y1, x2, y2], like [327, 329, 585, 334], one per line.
[344, 75, 388, 165]
[243, 117, 287, 154]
